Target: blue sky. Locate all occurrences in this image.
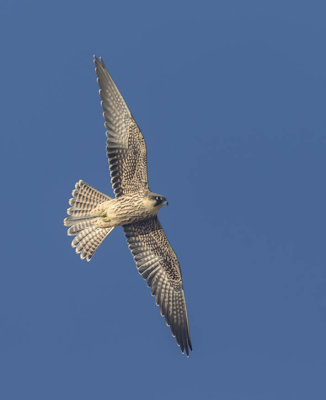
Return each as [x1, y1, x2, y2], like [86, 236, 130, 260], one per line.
[1, 1, 325, 399]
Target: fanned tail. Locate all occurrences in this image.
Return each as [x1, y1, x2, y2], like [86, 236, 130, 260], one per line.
[64, 180, 114, 261]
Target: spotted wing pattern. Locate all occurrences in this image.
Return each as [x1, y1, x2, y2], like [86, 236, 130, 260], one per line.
[124, 217, 192, 356]
[94, 56, 148, 197]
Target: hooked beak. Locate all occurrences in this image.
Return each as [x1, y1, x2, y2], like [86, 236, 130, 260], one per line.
[163, 200, 168, 206]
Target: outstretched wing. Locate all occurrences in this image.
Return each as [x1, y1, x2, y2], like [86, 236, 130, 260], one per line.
[123, 217, 192, 356]
[94, 56, 148, 197]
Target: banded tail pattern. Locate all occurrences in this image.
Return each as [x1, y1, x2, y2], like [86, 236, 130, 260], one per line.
[64, 180, 114, 261]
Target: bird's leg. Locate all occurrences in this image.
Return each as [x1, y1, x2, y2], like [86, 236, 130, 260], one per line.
[99, 210, 110, 223]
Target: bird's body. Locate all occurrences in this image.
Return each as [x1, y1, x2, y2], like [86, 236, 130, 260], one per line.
[89, 191, 166, 228]
[64, 56, 192, 356]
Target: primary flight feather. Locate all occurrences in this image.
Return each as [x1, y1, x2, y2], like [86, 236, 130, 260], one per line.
[64, 56, 192, 356]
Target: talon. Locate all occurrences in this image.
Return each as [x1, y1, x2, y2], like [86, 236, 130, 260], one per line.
[100, 210, 110, 222]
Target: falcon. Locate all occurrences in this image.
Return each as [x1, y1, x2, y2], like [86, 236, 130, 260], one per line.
[64, 56, 192, 356]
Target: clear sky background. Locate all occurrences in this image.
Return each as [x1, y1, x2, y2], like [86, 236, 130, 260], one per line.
[1, 1, 325, 399]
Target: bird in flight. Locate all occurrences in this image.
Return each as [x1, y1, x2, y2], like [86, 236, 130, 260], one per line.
[64, 56, 192, 356]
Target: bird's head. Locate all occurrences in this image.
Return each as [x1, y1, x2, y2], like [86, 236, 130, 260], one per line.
[147, 192, 168, 210]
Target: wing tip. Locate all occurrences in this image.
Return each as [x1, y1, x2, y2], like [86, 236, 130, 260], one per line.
[93, 54, 100, 68]
[93, 54, 106, 67]
[177, 338, 192, 357]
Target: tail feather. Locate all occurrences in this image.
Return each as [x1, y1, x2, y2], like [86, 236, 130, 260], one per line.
[73, 226, 114, 261]
[64, 180, 114, 261]
[67, 220, 94, 236]
[66, 180, 111, 218]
